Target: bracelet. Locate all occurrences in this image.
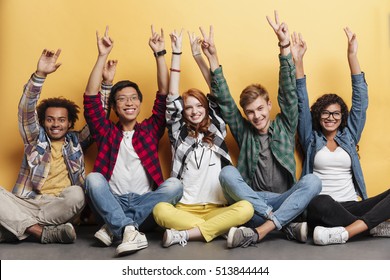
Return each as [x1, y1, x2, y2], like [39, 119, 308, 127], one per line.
[172, 52, 182, 55]
[170, 68, 181, 72]
[154, 49, 167, 57]
[192, 53, 201, 57]
[278, 41, 290, 49]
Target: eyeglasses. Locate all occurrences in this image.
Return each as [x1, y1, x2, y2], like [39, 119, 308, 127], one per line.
[321, 110, 342, 120]
[115, 95, 140, 104]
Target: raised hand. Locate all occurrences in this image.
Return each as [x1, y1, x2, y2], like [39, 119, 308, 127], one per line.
[199, 25, 217, 58]
[149, 25, 165, 53]
[188, 31, 202, 56]
[96, 26, 114, 57]
[36, 49, 62, 77]
[103, 59, 118, 85]
[344, 27, 358, 56]
[291, 32, 307, 63]
[170, 29, 183, 53]
[266, 10, 290, 45]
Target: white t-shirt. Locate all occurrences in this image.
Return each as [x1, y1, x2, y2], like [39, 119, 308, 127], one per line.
[180, 135, 227, 205]
[109, 130, 153, 195]
[313, 146, 358, 202]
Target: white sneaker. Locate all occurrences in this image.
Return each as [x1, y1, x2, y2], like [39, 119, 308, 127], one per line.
[94, 224, 114, 246]
[162, 229, 188, 248]
[313, 226, 349, 245]
[283, 222, 308, 243]
[116, 225, 148, 256]
[370, 221, 390, 237]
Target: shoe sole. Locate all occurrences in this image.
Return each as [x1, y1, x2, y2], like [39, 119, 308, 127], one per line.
[226, 227, 238, 249]
[94, 231, 112, 247]
[297, 222, 308, 243]
[116, 241, 148, 256]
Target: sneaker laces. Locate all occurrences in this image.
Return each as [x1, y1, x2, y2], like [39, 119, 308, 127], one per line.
[327, 228, 346, 244]
[237, 227, 257, 248]
[172, 230, 188, 247]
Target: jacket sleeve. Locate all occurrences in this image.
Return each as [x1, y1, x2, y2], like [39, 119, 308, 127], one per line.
[297, 76, 313, 153]
[18, 74, 45, 144]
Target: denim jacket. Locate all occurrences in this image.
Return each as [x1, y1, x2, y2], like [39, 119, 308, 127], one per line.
[297, 73, 368, 199]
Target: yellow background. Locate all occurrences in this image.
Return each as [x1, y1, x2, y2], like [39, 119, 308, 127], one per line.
[0, 0, 389, 196]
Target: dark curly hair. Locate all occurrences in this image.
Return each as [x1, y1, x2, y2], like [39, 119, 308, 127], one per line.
[182, 88, 215, 146]
[109, 80, 143, 110]
[37, 97, 79, 129]
[310, 93, 349, 132]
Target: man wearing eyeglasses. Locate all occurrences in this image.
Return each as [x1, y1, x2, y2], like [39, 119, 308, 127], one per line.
[83, 26, 183, 257]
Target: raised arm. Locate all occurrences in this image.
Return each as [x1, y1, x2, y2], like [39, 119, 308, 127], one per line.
[291, 32, 312, 151]
[344, 27, 367, 144]
[291, 32, 307, 79]
[200, 26, 219, 73]
[168, 29, 183, 97]
[19, 49, 62, 143]
[266, 10, 291, 56]
[35, 48, 62, 78]
[85, 26, 114, 96]
[149, 25, 169, 95]
[188, 30, 211, 90]
[344, 27, 361, 75]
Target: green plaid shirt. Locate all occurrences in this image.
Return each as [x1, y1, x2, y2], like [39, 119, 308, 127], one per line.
[211, 53, 298, 187]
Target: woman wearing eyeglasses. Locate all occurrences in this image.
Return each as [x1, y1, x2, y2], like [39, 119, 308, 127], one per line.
[292, 28, 390, 245]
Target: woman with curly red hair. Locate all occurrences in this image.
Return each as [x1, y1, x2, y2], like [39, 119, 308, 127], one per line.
[153, 28, 253, 247]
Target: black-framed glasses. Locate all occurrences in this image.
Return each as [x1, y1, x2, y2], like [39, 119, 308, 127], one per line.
[321, 110, 342, 120]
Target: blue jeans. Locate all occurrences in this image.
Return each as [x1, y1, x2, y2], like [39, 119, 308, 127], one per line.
[219, 166, 321, 230]
[85, 172, 183, 239]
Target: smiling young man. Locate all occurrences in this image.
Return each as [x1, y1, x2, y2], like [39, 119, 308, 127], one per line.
[0, 48, 97, 244]
[83, 27, 182, 257]
[200, 12, 321, 248]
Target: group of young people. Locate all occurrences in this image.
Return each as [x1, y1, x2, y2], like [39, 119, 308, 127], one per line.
[1, 11, 389, 257]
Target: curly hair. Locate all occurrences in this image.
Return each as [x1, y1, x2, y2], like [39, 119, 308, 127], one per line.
[37, 97, 79, 129]
[182, 88, 215, 146]
[109, 80, 143, 109]
[310, 93, 349, 132]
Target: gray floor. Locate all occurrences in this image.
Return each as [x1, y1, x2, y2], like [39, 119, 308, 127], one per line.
[1, 225, 389, 260]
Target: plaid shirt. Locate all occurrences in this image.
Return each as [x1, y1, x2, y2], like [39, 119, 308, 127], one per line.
[12, 74, 109, 198]
[83, 92, 166, 189]
[166, 93, 231, 179]
[211, 53, 298, 187]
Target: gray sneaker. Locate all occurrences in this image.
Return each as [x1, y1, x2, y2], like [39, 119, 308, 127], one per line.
[41, 223, 76, 244]
[227, 226, 258, 248]
[370, 221, 390, 237]
[94, 224, 114, 246]
[283, 222, 308, 243]
[116, 225, 148, 256]
[162, 229, 188, 248]
[313, 226, 349, 245]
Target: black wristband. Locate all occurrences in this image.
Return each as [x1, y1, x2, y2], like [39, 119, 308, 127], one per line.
[278, 41, 290, 49]
[154, 49, 167, 57]
[172, 52, 182, 55]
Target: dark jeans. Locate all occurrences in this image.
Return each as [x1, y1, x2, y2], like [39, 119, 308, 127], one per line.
[307, 189, 390, 230]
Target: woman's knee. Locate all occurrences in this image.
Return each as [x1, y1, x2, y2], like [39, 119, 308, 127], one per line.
[308, 194, 334, 214]
[236, 200, 255, 220]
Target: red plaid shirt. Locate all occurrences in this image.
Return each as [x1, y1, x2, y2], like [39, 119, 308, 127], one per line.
[83, 93, 166, 189]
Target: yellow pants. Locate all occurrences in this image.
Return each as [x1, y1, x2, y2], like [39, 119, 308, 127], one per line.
[153, 200, 254, 242]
